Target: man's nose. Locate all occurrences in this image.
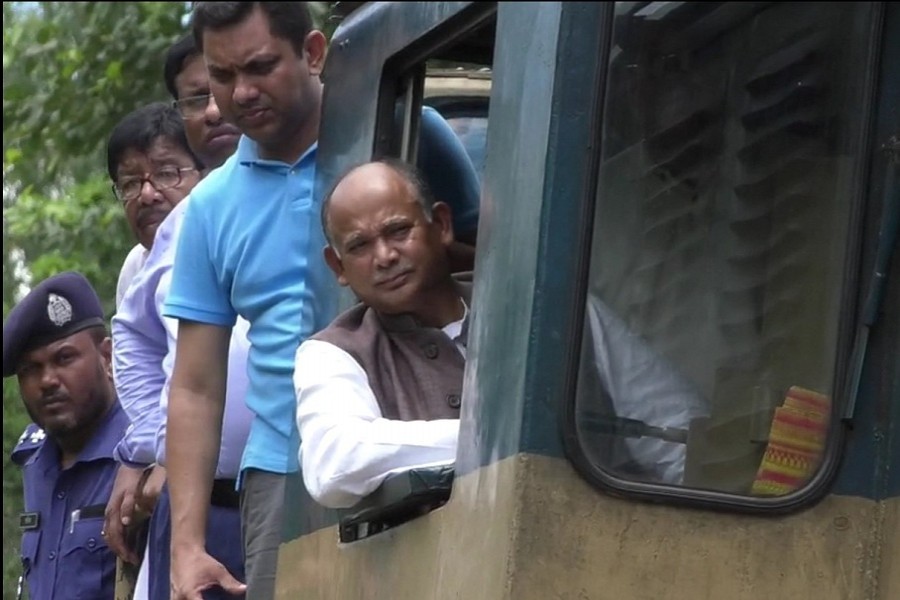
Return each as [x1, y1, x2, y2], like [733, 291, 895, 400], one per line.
[136, 180, 163, 205]
[233, 74, 260, 106]
[373, 238, 399, 266]
[39, 366, 60, 391]
[204, 94, 223, 124]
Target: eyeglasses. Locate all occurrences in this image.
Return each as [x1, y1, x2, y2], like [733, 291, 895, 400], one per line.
[173, 94, 213, 120]
[112, 167, 197, 203]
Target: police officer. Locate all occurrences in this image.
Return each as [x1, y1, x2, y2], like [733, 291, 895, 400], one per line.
[5, 271, 128, 600]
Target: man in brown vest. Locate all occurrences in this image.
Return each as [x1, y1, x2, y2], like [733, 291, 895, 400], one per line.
[293, 159, 470, 509]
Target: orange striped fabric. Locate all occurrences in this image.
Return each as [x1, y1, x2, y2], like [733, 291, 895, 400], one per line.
[751, 386, 831, 496]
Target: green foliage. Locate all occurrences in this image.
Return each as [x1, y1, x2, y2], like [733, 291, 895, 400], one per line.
[3, 378, 29, 598]
[3, 3, 189, 596]
[3, 2, 190, 196]
[5, 175, 134, 318]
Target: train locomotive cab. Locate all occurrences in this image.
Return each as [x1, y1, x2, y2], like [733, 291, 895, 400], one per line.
[277, 2, 900, 599]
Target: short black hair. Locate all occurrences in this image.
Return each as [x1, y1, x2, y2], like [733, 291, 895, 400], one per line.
[191, 2, 314, 57]
[163, 34, 200, 101]
[321, 158, 436, 247]
[87, 325, 109, 347]
[106, 102, 202, 180]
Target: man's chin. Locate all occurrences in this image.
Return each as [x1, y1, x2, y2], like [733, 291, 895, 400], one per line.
[204, 135, 240, 166]
[40, 419, 75, 439]
[370, 290, 418, 315]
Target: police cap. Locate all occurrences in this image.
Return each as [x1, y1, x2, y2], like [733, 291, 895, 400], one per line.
[3, 271, 105, 377]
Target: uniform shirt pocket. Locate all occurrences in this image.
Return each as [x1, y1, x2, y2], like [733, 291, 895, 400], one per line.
[60, 517, 115, 599]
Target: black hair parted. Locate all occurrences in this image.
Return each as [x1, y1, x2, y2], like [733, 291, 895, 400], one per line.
[106, 102, 202, 180]
[163, 34, 201, 101]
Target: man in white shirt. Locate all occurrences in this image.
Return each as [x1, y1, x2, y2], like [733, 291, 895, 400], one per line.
[116, 244, 149, 310]
[294, 159, 468, 509]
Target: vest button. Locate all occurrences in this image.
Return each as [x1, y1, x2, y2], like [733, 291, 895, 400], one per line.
[447, 394, 461, 409]
[424, 343, 439, 359]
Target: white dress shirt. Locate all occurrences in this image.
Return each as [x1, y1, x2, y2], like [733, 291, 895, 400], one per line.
[115, 243, 148, 310]
[294, 313, 465, 509]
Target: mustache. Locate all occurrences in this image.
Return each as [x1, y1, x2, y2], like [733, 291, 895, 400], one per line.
[136, 206, 170, 228]
[236, 102, 270, 117]
[207, 123, 241, 139]
[41, 391, 70, 406]
[374, 267, 411, 286]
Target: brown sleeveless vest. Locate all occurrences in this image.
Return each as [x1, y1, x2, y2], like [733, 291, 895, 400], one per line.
[311, 279, 471, 421]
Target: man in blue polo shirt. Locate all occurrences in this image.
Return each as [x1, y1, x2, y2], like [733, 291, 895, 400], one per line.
[164, 5, 332, 598]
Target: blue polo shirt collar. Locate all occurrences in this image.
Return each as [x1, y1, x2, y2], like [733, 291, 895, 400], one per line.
[235, 134, 318, 168]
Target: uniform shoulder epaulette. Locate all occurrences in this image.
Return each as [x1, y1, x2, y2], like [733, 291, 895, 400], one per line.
[11, 423, 46, 466]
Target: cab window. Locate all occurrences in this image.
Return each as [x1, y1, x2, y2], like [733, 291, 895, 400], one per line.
[572, 1, 877, 500]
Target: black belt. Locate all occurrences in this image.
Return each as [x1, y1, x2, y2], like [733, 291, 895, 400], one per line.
[210, 479, 240, 509]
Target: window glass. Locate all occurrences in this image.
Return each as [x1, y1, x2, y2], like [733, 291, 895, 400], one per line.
[574, 2, 874, 495]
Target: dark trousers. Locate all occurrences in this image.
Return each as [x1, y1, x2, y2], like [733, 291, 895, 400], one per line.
[147, 483, 245, 600]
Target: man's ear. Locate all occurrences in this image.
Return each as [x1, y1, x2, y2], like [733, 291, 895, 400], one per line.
[323, 245, 349, 286]
[304, 30, 328, 76]
[99, 337, 113, 378]
[431, 202, 455, 246]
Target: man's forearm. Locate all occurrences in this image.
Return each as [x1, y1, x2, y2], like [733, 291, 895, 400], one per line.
[166, 386, 225, 551]
[301, 417, 459, 508]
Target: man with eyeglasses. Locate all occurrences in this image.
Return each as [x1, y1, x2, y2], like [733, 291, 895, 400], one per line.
[164, 33, 242, 174]
[112, 103, 203, 310]
[103, 101, 251, 600]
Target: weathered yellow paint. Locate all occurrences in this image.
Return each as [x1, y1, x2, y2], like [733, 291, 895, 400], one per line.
[277, 454, 896, 600]
[880, 497, 899, 600]
[276, 455, 520, 600]
[512, 456, 896, 600]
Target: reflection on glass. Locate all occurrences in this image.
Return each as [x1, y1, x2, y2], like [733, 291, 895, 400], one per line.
[578, 295, 709, 485]
[574, 1, 872, 495]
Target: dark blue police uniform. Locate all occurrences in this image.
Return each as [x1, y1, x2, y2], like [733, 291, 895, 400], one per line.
[12, 407, 129, 599]
[4, 271, 129, 600]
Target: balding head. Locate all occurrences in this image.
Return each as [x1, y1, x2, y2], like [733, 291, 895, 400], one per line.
[322, 159, 434, 248]
[321, 159, 458, 320]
